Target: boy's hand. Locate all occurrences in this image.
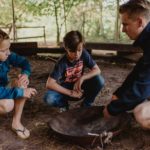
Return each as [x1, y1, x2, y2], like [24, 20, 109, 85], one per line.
[70, 90, 83, 99]
[23, 88, 37, 98]
[18, 74, 29, 88]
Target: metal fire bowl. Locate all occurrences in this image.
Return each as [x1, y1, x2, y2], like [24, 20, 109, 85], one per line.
[48, 106, 131, 146]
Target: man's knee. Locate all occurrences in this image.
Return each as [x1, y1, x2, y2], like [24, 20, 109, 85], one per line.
[133, 103, 149, 128]
[0, 100, 14, 113]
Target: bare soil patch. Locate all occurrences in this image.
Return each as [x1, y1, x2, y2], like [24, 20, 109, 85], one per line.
[0, 56, 150, 150]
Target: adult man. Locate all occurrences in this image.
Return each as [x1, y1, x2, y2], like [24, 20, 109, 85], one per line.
[104, 0, 150, 129]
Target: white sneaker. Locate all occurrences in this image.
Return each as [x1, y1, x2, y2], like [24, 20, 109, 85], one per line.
[126, 109, 133, 113]
[59, 107, 68, 113]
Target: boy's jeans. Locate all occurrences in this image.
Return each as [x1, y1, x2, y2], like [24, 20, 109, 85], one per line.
[43, 75, 104, 108]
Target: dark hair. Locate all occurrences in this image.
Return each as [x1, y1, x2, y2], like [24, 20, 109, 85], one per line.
[119, 0, 150, 20]
[63, 30, 84, 52]
[0, 29, 9, 44]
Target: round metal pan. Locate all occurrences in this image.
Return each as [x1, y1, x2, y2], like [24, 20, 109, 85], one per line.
[48, 106, 131, 147]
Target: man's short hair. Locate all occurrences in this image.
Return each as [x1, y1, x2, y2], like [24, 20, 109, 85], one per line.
[119, 0, 150, 20]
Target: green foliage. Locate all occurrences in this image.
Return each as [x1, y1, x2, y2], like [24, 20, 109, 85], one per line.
[0, 0, 12, 26]
[0, 0, 130, 43]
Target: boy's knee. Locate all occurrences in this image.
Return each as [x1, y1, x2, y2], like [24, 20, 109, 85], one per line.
[95, 75, 105, 88]
[2, 100, 14, 113]
[44, 93, 58, 106]
[99, 75, 105, 87]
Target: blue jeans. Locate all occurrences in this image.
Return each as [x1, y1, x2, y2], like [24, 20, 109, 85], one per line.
[43, 75, 104, 108]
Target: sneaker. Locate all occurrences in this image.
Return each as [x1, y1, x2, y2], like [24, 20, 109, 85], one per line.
[126, 109, 133, 113]
[59, 107, 68, 113]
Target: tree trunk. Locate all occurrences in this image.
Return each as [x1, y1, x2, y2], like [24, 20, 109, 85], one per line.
[54, 2, 60, 45]
[63, 0, 67, 33]
[11, 0, 17, 41]
[114, 0, 120, 41]
[98, 0, 104, 37]
[82, 12, 85, 36]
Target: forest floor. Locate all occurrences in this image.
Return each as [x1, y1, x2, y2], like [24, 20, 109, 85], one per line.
[0, 56, 150, 150]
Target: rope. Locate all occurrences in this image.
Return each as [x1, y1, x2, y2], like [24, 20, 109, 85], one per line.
[88, 131, 113, 149]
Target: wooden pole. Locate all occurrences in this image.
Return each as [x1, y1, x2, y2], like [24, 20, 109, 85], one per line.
[12, 0, 16, 41]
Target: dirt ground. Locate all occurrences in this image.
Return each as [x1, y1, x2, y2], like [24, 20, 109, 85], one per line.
[0, 56, 150, 150]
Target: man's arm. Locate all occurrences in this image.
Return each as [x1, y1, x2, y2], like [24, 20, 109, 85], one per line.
[114, 58, 143, 98]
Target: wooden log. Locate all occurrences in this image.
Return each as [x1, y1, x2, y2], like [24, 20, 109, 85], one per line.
[10, 42, 142, 56]
[85, 42, 141, 52]
[10, 42, 38, 55]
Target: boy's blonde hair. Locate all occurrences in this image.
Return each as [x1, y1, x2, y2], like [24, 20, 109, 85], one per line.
[0, 29, 9, 44]
[119, 0, 150, 21]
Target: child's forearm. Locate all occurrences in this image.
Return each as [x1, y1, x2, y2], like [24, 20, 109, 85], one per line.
[82, 66, 100, 81]
[47, 82, 72, 96]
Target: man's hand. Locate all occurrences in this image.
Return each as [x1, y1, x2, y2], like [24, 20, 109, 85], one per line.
[103, 107, 112, 119]
[23, 88, 37, 98]
[18, 74, 29, 88]
[103, 95, 118, 119]
[112, 95, 118, 101]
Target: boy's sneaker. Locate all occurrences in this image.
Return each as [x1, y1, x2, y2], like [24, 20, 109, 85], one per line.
[59, 107, 68, 113]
